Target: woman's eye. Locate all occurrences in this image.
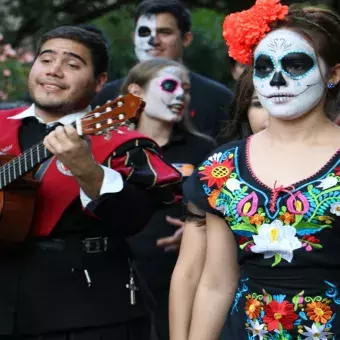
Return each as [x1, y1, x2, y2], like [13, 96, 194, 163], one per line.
[161, 79, 178, 93]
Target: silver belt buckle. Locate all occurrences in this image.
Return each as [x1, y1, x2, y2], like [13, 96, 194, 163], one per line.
[82, 237, 108, 253]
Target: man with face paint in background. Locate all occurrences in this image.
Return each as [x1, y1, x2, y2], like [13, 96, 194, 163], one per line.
[92, 0, 234, 138]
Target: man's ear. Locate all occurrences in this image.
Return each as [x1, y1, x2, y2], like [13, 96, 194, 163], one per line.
[128, 83, 143, 97]
[183, 31, 193, 48]
[95, 73, 108, 93]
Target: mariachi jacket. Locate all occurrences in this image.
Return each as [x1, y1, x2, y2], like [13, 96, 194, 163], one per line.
[0, 107, 181, 335]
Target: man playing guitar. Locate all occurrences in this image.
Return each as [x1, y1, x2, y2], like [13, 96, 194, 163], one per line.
[0, 26, 180, 339]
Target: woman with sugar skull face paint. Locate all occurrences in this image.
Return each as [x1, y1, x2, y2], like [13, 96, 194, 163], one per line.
[120, 58, 216, 340]
[171, 1, 340, 340]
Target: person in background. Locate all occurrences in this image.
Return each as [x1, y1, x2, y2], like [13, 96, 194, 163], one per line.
[177, 1, 340, 339]
[92, 0, 234, 138]
[120, 57, 215, 340]
[170, 66, 268, 340]
[229, 57, 247, 81]
[0, 26, 181, 339]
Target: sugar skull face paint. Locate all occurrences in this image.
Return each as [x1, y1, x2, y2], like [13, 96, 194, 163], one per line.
[143, 66, 190, 122]
[253, 29, 329, 120]
[134, 15, 157, 62]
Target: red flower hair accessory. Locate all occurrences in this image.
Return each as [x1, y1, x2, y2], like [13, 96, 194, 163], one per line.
[222, 0, 289, 65]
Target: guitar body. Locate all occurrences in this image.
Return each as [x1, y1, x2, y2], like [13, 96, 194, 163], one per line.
[0, 155, 40, 244]
[0, 94, 144, 245]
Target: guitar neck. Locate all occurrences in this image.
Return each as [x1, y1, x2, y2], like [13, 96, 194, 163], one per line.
[0, 141, 52, 189]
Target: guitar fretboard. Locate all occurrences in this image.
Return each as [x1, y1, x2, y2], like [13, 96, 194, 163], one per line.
[0, 142, 52, 189]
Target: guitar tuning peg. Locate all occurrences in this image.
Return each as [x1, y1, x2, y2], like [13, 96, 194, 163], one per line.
[117, 101, 123, 107]
[104, 132, 112, 140]
[96, 105, 100, 108]
[118, 114, 125, 120]
[94, 112, 101, 118]
[128, 123, 136, 131]
[118, 94, 123, 98]
[106, 107, 112, 112]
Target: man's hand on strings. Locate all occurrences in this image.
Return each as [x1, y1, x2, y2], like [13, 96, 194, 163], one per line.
[44, 125, 104, 198]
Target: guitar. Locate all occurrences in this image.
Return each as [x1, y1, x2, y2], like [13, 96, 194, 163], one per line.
[0, 93, 145, 244]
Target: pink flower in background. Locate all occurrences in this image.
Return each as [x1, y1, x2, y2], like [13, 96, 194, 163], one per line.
[0, 91, 8, 100]
[0, 54, 6, 62]
[20, 51, 34, 63]
[0, 34, 3, 42]
[3, 69, 11, 77]
[3, 44, 17, 57]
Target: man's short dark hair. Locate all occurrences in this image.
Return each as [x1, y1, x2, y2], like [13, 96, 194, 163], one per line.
[36, 26, 108, 77]
[135, 0, 192, 35]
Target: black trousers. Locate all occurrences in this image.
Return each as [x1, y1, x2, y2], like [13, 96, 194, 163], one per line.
[8, 317, 151, 340]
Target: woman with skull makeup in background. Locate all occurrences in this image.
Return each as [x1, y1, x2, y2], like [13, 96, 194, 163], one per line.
[120, 57, 215, 340]
[171, 1, 340, 339]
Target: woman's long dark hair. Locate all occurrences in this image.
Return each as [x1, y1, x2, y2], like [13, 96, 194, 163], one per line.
[218, 67, 254, 143]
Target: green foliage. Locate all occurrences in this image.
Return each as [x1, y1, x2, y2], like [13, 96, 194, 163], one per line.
[91, 5, 136, 81]
[0, 40, 33, 102]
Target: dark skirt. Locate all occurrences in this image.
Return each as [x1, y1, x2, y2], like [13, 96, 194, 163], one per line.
[20, 317, 151, 340]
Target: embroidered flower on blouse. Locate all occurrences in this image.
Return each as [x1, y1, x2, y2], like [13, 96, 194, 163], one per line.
[301, 323, 332, 340]
[199, 154, 235, 189]
[251, 219, 302, 264]
[306, 301, 333, 324]
[263, 300, 298, 331]
[226, 178, 243, 192]
[249, 214, 265, 226]
[330, 202, 340, 216]
[246, 319, 268, 340]
[245, 298, 262, 319]
[280, 212, 295, 224]
[316, 176, 338, 190]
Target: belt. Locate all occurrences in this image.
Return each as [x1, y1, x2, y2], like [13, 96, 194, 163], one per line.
[35, 237, 109, 254]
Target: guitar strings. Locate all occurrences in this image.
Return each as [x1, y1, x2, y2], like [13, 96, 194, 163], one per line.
[0, 116, 130, 183]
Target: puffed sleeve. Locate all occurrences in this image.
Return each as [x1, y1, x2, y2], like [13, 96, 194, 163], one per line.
[85, 137, 182, 237]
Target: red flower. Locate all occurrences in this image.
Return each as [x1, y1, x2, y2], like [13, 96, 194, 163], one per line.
[199, 158, 234, 189]
[238, 236, 248, 245]
[222, 0, 288, 64]
[302, 235, 320, 244]
[335, 167, 340, 176]
[263, 300, 298, 331]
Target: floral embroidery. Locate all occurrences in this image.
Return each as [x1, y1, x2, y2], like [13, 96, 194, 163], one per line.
[198, 148, 340, 266]
[231, 280, 337, 339]
[198, 152, 234, 189]
[330, 202, 340, 216]
[251, 220, 302, 264]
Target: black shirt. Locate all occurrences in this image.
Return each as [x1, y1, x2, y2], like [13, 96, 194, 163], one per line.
[92, 72, 234, 138]
[0, 117, 157, 335]
[128, 126, 215, 291]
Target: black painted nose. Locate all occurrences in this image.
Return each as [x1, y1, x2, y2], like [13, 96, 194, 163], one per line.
[148, 36, 155, 46]
[270, 71, 287, 88]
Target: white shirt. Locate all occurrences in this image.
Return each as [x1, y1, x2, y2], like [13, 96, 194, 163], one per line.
[9, 104, 124, 207]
